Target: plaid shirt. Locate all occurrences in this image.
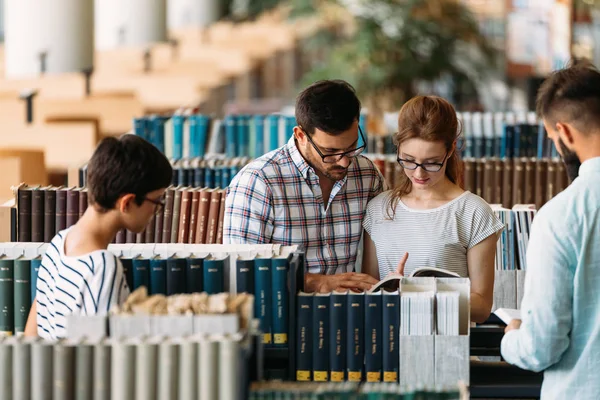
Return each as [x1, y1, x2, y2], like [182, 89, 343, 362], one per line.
[223, 136, 385, 274]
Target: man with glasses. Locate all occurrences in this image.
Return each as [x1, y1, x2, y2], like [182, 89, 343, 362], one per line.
[224, 80, 385, 292]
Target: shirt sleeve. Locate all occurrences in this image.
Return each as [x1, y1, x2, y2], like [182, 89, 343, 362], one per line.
[468, 199, 505, 249]
[85, 253, 130, 315]
[500, 212, 574, 372]
[223, 167, 274, 245]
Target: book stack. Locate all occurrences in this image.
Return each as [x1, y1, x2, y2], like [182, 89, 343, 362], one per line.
[132, 112, 299, 160]
[0, 333, 248, 400]
[491, 205, 536, 311]
[249, 381, 467, 399]
[295, 278, 470, 388]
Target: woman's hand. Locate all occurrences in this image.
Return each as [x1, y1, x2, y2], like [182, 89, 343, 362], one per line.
[394, 252, 409, 276]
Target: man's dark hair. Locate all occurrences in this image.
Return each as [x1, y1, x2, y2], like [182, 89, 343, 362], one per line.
[86, 134, 173, 211]
[295, 79, 361, 136]
[536, 59, 600, 133]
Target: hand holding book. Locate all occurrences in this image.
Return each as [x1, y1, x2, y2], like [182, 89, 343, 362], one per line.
[305, 272, 379, 293]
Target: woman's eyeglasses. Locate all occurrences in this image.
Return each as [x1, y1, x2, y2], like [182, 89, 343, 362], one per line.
[397, 152, 449, 173]
[301, 125, 367, 164]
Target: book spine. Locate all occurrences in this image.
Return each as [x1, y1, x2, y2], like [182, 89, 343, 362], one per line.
[66, 190, 80, 228]
[203, 259, 224, 295]
[166, 258, 186, 296]
[382, 292, 400, 382]
[93, 341, 111, 400]
[271, 258, 288, 347]
[199, 339, 218, 400]
[149, 259, 167, 296]
[18, 189, 32, 242]
[13, 338, 32, 399]
[135, 342, 158, 400]
[235, 259, 254, 294]
[53, 343, 75, 400]
[296, 293, 313, 381]
[55, 190, 67, 233]
[219, 338, 240, 400]
[346, 293, 365, 382]
[31, 341, 53, 400]
[0, 259, 14, 335]
[14, 259, 31, 335]
[172, 115, 185, 160]
[75, 344, 93, 400]
[312, 293, 330, 381]
[111, 341, 135, 400]
[132, 259, 150, 292]
[365, 292, 382, 382]
[79, 190, 88, 218]
[185, 257, 204, 294]
[253, 258, 272, 346]
[43, 190, 56, 242]
[31, 189, 44, 242]
[0, 340, 12, 399]
[329, 292, 347, 382]
[178, 341, 197, 400]
[120, 258, 134, 292]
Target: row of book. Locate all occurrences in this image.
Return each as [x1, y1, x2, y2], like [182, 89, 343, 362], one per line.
[371, 157, 568, 209]
[492, 205, 537, 271]
[249, 382, 466, 399]
[372, 110, 555, 159]
[9, 184, 228, 245]
[296, 278, 469, 386]
[0, 333, 246, 400]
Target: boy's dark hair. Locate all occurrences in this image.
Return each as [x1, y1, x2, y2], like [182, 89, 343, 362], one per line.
[86, 134, 173, 211]
[536, 59, 600, 134]
[295, 79, 361, 136]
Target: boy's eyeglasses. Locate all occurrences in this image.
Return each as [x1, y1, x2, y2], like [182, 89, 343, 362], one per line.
[397, 152, 449, 173]
[300, 125, 367, 164]
[144, 195, 166, 215]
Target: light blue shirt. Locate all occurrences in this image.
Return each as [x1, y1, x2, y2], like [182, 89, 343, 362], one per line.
[501, 156, 600, 400]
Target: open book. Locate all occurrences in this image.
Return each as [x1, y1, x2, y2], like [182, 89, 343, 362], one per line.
[493, 308, 521, 325]
[368, 267, 460, 293]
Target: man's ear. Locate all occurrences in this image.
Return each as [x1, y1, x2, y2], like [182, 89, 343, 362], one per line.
[556, 122, 576, 150]
[293, 126, 307, 144]
[117, 194, 136, 213]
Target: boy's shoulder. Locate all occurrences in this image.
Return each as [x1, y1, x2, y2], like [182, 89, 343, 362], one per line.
[45, 228, 118, 265]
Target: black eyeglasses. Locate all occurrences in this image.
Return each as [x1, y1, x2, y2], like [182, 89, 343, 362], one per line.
[144, 195, 166, 215]
[397, 152, 449, 172]
[301, 125, 367, 164]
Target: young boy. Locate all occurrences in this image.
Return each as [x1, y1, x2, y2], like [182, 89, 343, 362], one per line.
[24, 134, 173, 339]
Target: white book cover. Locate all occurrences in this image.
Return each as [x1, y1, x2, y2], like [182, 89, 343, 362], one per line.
[493, 308, 521, 325]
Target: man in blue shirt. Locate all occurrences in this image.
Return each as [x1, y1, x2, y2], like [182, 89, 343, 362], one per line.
[501, 62, 600, 399]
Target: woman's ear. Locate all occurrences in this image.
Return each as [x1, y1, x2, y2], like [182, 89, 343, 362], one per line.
[117, 194, 136, 213]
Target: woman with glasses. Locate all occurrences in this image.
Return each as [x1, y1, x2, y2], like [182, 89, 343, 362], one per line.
[362, 96, 504, 323]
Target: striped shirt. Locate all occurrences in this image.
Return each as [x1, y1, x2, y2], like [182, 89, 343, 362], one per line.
[36, 228, 130, 340]
[364, 191, 504, 278]
[224, 136, 385, 274]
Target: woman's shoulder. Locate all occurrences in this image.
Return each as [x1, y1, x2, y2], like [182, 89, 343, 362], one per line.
[453, 191, 496, 215]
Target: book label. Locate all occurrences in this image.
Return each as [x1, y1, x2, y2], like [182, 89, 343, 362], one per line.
[313, 371, 328, 381]
[347, 371, 362, 382]
[296, 371, 310, 381]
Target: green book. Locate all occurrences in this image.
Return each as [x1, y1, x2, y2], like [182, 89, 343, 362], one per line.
[14, 257, 32, 335]
[270, 257, 289, 347]
[0, 256, 15, 336]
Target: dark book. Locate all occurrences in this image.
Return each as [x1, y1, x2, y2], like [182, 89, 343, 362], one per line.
[66, 189, 80, 228]
[236, 258, 254, 294]
[14, 257, 31, 335]
[534, 159, 547, 210]
[546, 160, 557, 203]
[296, 292, 313, 382]
[206, 189, 222, 244]
[0, 257, 14, 335]
[154, 207, 164, 244]
[203, 255, 226, 295]
[170, 188, 183, 243]
[215, 189, 227, 245]
[512, 158, 525, 206]
[18, 187, 33, 242]
[166, 257, 186, 295]
[475, 159, 484, 198]
[177, 189, 192, 243]
[149, 257, 167, 295]
[31, 188, 44, 242]
[329, 291, 347, 382]
[195, 189, 213, 244]
[186, 256, 204, 294]
[365, 291, 382, 382]
[346, 292, 365, 382]
[555, 159, 567, 193]
[493, 158, 503, 205]
[382, 290, 400, 382]
[121, 257, 134, 292]
[312, 293, 330, 382]
[43, 187, 57, 242]
[145, 213, 156, 244]
[187, 189, 200, 244]
[254, 257, 273, 346]
[30, 256, 42, 304]
[482, 158, 494, 203]
[502, 158, 513, 208]
[126, 230, 136, 244]
[78, 188, 88, 218]
[132, 257, 151, 292]
[115, 229, 126, 244]
[56, 188, 68, 232]
[162, 188, 176, 244]
[271, 257, 289, 347]
[523, 158, 535, 204]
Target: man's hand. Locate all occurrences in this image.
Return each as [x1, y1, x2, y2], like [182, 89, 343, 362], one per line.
[305, 272, 379, 293]
[505, 319, 522, 333]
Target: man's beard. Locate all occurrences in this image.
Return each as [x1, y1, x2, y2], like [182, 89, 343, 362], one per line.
[306, 152, 349, 182]
[557, 138, 581, 183]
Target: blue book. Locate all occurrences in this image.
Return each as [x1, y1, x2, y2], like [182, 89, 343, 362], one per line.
[270, 257, 289, 347]
[365, 291, 383, 382]
[188, 116, 200, 158]
[237, 115, 249, 157]
[194, 164, 205, 188]
[166, 257, 186, 295]
[501, 124, 514, 159]
[266, 115, 279, 152]
[296, 292, 313, 381]
[359, 113, 368, 148]
[312, 293, 330, 381]
[203, 255, 227, 294]
[230, 165, 241, 181]
[30, 257, 41, 304]
[132, 257, 150, 292]
[150, 115, 166, 153]
[221, 167, 231, 189]
[382, 290, 400, 382]
[253, 115, 265, 158]
[329, 291, 347, 382]
[225, 115, 237, 158]
[186, 256, 204, 294]
[537, 123, 546, 159]
[149, 257, 167, 295]
[236, 258, 254, 294]
[285, 116, 296, 147]
[254, 257, 273, 346]
[196, 115, 210, 158]
[133, 117, 148, 141]
[346, 292, 365, 382]
[120, 257, 134, 292]
[213, 167, 222, 190]
[171, 115, 185, 160]
[204, 167, 215, 189]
